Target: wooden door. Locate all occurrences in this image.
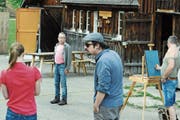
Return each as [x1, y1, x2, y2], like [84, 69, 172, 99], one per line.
[16, 8, 40, 53]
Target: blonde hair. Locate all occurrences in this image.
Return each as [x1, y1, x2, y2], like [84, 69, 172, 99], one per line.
[8, 42, 24, 69]
[58, 32, 66, 38]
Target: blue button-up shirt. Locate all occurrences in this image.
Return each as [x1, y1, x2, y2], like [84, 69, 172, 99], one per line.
[94, 49, 123, 107]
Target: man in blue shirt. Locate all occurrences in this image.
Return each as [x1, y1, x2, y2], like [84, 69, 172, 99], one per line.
[83, 32, 124, 120]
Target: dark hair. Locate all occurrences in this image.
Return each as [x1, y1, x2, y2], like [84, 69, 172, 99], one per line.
[91, 41, 109, 49]
[168, 35, 179, 46]
[8, 42, 24, 69]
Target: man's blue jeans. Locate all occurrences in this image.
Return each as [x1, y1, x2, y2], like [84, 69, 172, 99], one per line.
[54, 64, 67, 100]
[162, 79, 178, 107]
[6, 108, 37, 120]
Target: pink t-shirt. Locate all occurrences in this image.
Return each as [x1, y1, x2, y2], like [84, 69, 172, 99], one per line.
[55, 44, 64, 64]
[0, 62, 41, 115]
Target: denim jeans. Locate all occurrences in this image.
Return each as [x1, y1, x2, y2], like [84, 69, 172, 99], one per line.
[6, 108, 37, 120]
[94, 106, 121, 120]
[54, 64, 67, 100]
[162, 79, 178, 107]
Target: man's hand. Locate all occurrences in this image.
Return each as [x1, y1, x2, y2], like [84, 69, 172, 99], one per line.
[155, 64, 161, 70]
[64, 69, 69, 74]
[93, 103, 99, 113]
[161, 77, 166, 83]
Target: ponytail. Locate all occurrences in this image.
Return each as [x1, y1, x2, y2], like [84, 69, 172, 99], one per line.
[8, 42, 24, 69]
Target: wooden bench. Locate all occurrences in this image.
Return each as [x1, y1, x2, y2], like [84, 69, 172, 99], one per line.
[72, 59, 93, 75]
[23, 59, 32, 66]
[43, 59, 54, 76]
[23, 59, 54, 76]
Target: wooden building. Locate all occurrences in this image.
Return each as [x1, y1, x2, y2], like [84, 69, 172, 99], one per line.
[60, 0, 180, 75]
[19, 0, 180, 75]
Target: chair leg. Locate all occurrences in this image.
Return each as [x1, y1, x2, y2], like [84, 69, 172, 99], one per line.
[142, 83, 147, 120]
[78, 62, 80, 74]
[82, 63, 87, 75]
[157, 82, 164, 104]
[121, 81, 136, 111]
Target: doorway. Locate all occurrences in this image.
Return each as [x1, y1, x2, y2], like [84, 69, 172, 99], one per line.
[155, 13, 172, 63]
[161, 14, 172, 57]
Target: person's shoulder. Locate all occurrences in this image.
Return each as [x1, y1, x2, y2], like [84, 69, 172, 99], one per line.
[0, 69, 7, 76]
[65, 43, 72, 49]
[26, 66, 40, 73]
[65, 42, 71, 46]
[0, 69, 8, 81]
[55, 43, 59, 46]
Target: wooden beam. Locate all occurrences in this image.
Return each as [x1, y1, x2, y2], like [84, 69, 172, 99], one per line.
[150, 13, 155, 42]
[172, 16, 175, 35]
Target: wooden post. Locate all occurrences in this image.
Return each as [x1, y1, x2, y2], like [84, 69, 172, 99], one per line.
[150, 13, 155, 43]
[148, 43, 155, 50]
[0, 12, 9, 53]
[142, 56, 145, 77]
[150, 0, 156, 43]
[172, 16, 175, 35]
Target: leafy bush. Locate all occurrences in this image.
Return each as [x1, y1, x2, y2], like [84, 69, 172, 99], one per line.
[7, 0, 23, 9]
[0, 0, 6, 7]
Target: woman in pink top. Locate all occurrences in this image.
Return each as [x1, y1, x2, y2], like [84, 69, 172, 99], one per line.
[0, 42, 42, 120]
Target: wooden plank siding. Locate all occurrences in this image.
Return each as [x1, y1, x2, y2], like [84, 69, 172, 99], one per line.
[173, 16, 180, 42]
[20, 0, 180, 75]
[62, 1, 153, 75]
[63, 11, 152, 75]
[156, 0, 180, 12]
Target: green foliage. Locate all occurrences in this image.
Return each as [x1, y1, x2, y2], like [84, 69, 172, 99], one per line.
[0, 0, 6, 7]
[7, 0, 23, 9]
[0, 0, 6, 11]
[8, 19, 16, 49]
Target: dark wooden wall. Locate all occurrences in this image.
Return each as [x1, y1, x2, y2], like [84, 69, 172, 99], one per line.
[174, 16, 180, 40]
[62, 0, 180, 75]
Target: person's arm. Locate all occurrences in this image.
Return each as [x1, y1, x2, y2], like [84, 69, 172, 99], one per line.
[1, 84, 9, 99]
[65, 45, 72, 74]
[35, 79, 42, 96]
[93, 91, 105, 113]
[162, 58, 175, 79]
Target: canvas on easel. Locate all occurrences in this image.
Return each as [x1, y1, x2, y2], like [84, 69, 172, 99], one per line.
[145, 50, 161, 77]
[122, 50, 164, 120]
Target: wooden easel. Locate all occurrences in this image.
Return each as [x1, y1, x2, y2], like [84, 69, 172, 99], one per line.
[121, 44, 164, 120]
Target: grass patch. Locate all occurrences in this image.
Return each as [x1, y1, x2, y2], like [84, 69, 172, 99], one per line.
[123, 85, 180, 108]
[8, 18, 16, 49]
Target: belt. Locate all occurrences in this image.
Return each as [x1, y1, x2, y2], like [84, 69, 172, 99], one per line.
[167, 77, 177, 80]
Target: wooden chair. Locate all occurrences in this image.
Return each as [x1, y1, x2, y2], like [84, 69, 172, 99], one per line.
[72, 59, 91, 75]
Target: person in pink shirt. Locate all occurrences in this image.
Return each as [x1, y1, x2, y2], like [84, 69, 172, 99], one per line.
[50, 32, 72, 105]
[0, 42, 42, 120]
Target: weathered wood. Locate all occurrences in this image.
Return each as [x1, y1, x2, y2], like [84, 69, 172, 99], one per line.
[173, 16, 180, 41]
[150, 13, 155, 42]
[156, 0, 174, 10]
[125, 19, 151, 22]
[0, 12, 9, 54]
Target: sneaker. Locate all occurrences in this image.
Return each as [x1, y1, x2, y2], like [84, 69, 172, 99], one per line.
[58, 100, 67, 105]
[50, 96, 60, 104]
[176, 88, 180, 92]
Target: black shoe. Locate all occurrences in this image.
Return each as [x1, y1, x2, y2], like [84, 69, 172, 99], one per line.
[50, 96, 60, 104]
[176, 88, 180, 92]
[58, 100, 67, 105]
